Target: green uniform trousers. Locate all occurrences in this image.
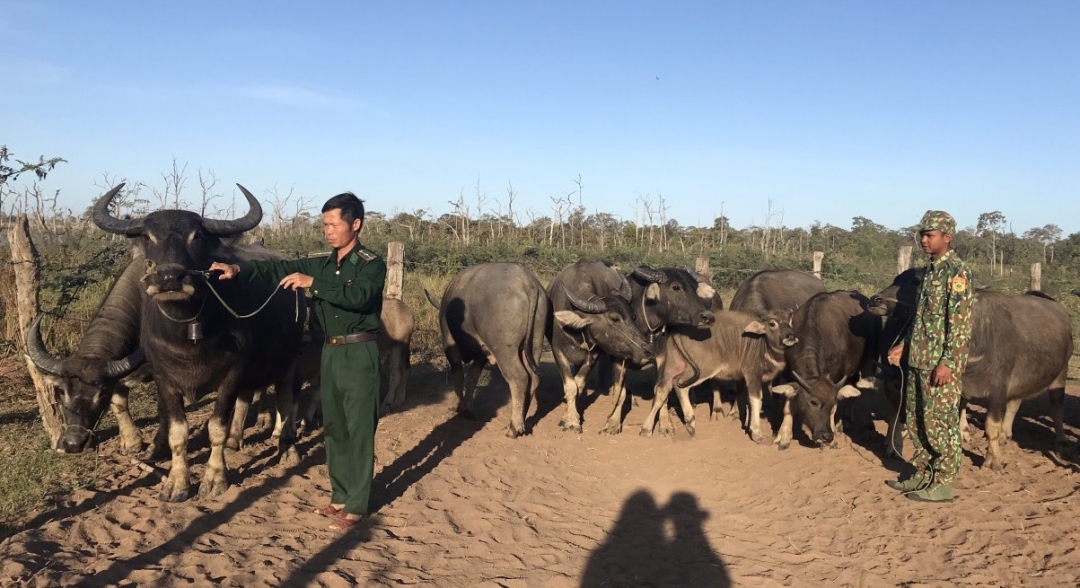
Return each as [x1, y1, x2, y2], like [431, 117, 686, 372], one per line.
[321, 339, 380, 515]
[905, 368, 962, 485]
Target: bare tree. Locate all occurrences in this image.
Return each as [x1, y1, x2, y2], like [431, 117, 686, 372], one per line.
[197, 169, 221, 217]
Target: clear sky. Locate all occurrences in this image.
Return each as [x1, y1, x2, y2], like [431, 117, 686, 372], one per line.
[3, 1, 1078, 235]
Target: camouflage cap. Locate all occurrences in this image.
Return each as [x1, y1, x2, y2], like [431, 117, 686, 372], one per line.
[919, 210, 956, 235]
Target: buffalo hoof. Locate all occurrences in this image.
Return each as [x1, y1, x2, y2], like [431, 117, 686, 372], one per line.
[1058, 442, 1077, 461]
[457, 408, 478, 421]
[599, 422, 622, 435]
[506, 426, 525, 439]
[279, 446, 301, 468]
[198, 474, 229, 499]
[225, 437, 242, 452]
[749, 431, 764, 444]
[639, 428, 653, 438]
[982, 458, 1005, 473]
[658, 425, 675, 438]
[558, 419, 583, 434]
[775, 439, 791, 451]
[685, 423, 696, 437]
[118, 439, 143, 456]
[143, 443, 169, 462]
[159, 474, 190, 502]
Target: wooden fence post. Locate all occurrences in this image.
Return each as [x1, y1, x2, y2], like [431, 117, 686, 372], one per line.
[1030, 262, 1042, 292]
[385, 241, 404, 300]
[897, 245, 913, 275]
[7, 214, 63, 449]
[813, 251, 824, 280]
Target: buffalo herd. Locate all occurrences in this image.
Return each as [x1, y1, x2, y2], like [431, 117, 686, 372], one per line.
[26, 187, 1079, 501]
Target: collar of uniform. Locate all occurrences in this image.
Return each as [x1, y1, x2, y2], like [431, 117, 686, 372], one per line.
[928, 249, 954, 271]
[321, 239, 362, 268]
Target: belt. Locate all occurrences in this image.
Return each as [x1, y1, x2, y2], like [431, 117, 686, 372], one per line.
[325, 332, 377, 346]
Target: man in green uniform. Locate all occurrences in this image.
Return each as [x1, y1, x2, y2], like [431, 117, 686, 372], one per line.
[886, 210, 975, 503]
[211, 192, 385, 529]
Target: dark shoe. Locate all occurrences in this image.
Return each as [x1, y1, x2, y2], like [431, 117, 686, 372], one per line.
[885, 474, 929, 492]
[905, 484, 953, 503]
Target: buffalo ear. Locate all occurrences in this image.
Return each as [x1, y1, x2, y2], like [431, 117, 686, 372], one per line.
[743, 321, 766, 336]
[771, 383, 797, 398]
[837, 385, 861, 400]
[645, 283, 661, 301]
[697, 282, 716, 300]
[555, 310, 594, 330]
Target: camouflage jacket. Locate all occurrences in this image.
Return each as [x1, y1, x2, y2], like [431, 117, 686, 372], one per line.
[906, 250, 975, 373]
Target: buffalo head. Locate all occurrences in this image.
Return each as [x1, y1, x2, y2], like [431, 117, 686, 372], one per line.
[93, 183, 262, 302]
[869, 268, 924, 317]
[25, 314, 144, 453]
[555, 288, 654, 366]
[628, 264, 716, 329]
[772, 372, 860, 446]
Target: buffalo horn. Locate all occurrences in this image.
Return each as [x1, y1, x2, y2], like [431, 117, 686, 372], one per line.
[630, 263, 667, 284]
[25, 314, 65, 376]
[790, 369, 813, 392]
[104, 348, 146, 379]
[202, 184, 264, 235]
[91, 184, 145, 236]
[564, 288, 605, 314]
[684, 266, 703, 282]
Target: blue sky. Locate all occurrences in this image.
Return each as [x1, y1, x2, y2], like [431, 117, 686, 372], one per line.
[3, 1, 1078, 235]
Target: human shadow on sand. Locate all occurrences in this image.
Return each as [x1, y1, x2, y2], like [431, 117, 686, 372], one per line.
[280, 410, 486, 586]
[581, 489, 731, 588]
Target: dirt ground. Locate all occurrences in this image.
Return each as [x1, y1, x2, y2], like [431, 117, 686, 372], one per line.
[1, 356, 1079, 588]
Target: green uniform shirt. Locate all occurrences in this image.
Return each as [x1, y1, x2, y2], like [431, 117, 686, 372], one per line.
[906, 250, 975, 373]
[238, 242, 386, 336]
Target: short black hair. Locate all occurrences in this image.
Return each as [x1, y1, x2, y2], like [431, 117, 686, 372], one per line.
[322, 192, 365, 225]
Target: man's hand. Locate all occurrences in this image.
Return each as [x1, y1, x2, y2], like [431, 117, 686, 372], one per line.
[209, 262, 240, 280]
[280, 273, 314, 290]
[932, 364, 954, 386]
[887, 344, 904, 367]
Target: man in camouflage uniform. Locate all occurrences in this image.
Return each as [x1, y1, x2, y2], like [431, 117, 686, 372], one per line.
[886, 210, 975, 503]
[212, 192, 385, 530]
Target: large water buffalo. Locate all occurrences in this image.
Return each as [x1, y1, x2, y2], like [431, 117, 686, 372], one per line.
[597, 264, 717, 434]
[871, 269, 1074, 471]
[729, 269, 825, 318]
[641, 308, 798, 441]
[546, 261, 653, 434]
[92, 183, 305, 501]
[425, 263, 549, 438]
[771, 290, 880, 449]
[26, 257, 148, 454]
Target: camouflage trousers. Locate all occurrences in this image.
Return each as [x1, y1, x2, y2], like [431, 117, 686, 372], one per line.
[905, 368, 962, 486]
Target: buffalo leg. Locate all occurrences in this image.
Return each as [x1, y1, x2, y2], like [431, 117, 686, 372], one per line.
[599, 361, 629, 435]
[744, 378, 765, 444]
[159, 394, 191, 502]
[1001, 398, 1022, 442]
[500, 354, 530, 438]
[199, 393, 234, 499]
[110, 386, 143, 455]
[553, 347, 587, 434]
[640, 380, 674, 437]
[774, 397, 795, 450]
[959, 398, 971, 444]
[673, 383, 697, 436]
[1047, 387, 1067, 450]
[227, 388, 255, 451]
[271, 369, 300, 467]
[457, 361, 485, 420]
[982, 398, 1007, 472]
[144, 393, 171, 461]
[381, 345, 409, 413]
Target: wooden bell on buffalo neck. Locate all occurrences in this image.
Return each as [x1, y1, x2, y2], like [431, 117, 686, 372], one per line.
[188, 321, 203, 342]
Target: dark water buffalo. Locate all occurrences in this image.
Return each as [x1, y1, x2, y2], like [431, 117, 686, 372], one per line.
[598, 264, 717, 434]
[641, 309, 798, 441]
[425, 263, 549, 438]
[547, 261, 653, 434]
[870, 269, 1074, 470]
[729, 269, 825, 318]
[771, 290, 880, 449]
[93, 183, 304, 501]
[26, 257, 147, 454]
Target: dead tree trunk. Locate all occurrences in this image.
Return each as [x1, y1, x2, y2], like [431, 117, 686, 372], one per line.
[7, 214, 63, 449]
[385, 241, 405, 300]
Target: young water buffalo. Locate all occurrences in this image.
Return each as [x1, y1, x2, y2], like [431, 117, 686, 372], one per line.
[771, 290, 880, 450]
[641, 309, 797, 440]
[547, 261, 653, 434]
[425, 263, 550, 438]
[871, 269, 1074, 470]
